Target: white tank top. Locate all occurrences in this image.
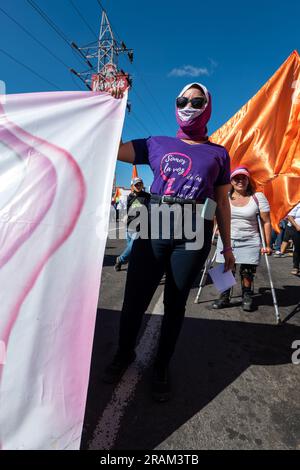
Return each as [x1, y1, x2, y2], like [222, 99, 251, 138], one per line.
[230, 192, 270, 240]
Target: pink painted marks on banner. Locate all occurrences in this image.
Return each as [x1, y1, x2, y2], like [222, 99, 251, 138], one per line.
[0, 341, 6, 365]
[0, 122, 57, 268]
[0, 99, 86, 353]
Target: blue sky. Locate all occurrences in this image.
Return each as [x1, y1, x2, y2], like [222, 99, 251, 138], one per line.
[0, 0, 299, 189]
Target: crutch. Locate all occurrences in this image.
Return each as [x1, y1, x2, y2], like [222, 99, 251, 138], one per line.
[194, 225, 218, 304]
[256, 213, 281, 325]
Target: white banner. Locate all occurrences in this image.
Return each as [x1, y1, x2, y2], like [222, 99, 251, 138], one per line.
[0, 91, 126, 449]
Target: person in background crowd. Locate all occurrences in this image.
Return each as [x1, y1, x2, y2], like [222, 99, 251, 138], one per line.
[273, 217, 294, 257]
[271, 219, 286, 257]
[287, 202, 300, 275]
[103, 82, 235, 402]
[212, 167, 271, 312]
[114, 177, 150, 271]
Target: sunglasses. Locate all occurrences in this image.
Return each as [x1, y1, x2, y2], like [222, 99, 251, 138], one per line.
[176, 96, 207, 109]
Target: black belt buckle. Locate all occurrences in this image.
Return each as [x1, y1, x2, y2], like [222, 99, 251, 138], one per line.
[161, 195, 173, 204]
[153, 194, 200, 205]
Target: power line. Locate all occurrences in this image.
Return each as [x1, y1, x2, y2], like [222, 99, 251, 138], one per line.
[27, 0, 70, 45]
[133, 65, 171, 128]
[68, 0, 98, 40]
[0, 5, 70, 70]
[95, 0, 169, 133]
[130, 111, 152, 136]
[131, 88, 165, 134]
[0, 5, 88, 91]
[0, 48, 61, 90]
[95, 0, 108, 15]
[70, 72, 86, 90]
[26, 0, 86, 68]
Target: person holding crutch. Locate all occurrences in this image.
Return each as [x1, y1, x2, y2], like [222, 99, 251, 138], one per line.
[212, 167, 272, 312]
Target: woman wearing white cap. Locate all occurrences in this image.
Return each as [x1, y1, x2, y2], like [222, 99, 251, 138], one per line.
[103, 82, 235, 402]
[212, 166, 272, 311]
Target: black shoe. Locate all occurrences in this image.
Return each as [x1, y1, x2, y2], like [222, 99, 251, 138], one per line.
[242, 290, 253, 312]
[114, 257, 122, 272]
[103, 351, 136, 384]
[212, 289, 231, 309]
[151, 365, 171, 403]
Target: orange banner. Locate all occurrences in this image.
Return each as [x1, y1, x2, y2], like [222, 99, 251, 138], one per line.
[132, 165, 138, 180]
[211, 50, 300, 230]
[131, 165, 138, 190]
[112, 186, 121, 203]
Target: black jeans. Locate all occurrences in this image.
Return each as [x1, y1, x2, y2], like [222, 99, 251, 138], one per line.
[292, 228, 300, 269]
[117, 209, 213, 368]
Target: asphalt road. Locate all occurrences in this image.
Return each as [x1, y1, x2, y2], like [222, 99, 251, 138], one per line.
[81, 235, 300, 450]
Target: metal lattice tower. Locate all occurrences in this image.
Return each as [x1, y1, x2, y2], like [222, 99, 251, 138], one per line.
[97, 11, 115, 73]
[70, 8, 133, 91]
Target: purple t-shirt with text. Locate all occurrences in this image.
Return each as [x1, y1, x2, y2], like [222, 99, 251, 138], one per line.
[132, 136, 230, 201]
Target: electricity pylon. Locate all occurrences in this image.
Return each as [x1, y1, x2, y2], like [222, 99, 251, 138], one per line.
[70, 6, 133, 194]
[70, 9, 133, 98]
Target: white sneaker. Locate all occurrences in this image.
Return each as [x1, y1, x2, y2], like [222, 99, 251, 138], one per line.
[274, 251, 282, 258]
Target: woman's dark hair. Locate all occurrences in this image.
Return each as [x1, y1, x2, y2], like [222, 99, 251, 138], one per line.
[187, 84, 205, 96]
[229, 178, 255, 199]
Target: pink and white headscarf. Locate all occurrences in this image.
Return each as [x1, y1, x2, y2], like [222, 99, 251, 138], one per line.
[176, 82, 212, 141]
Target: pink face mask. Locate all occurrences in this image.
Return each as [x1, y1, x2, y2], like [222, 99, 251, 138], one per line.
[175, 82, 212, 141]
[177, 106, 204, 122]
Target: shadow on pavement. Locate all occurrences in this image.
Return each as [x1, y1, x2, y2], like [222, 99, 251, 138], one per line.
[81, 307, 300, 450]
[257, 285, 300, 308]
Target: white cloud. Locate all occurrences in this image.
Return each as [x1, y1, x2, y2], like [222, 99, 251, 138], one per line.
[209, 58, 218, 69]
[168, 65, 210, 78]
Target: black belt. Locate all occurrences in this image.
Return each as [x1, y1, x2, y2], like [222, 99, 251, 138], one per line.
[150, 194, 205, 205]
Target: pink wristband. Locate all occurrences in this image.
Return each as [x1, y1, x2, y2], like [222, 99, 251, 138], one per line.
[221, 247, 233, 255]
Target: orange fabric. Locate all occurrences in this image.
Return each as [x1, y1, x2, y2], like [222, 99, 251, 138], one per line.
[131, 165, 138, 180]
[211, 50, 300, 231]
[131, 165, 139, 190]
[112, 186, 121, 203]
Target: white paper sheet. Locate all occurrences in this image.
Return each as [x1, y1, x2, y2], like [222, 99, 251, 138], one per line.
[208, 264, 236, 293]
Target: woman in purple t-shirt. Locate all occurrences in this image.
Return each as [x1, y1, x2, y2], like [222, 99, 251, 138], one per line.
[103, 82, 235, 402]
